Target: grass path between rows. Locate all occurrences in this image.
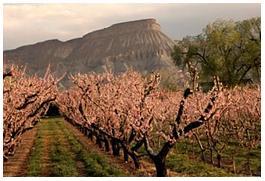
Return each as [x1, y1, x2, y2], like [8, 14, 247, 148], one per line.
[27, 118, 126, 176]
[5, 117, 237, 177]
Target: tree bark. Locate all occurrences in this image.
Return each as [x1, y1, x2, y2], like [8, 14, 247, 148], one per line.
[210, 149, 214, 165]
[193, 133, 206, 162]
[111, 139, 120, 156]
[123, 147, 129, 162]
[128, 151, 140, 169]
[120, 143, 141, 168]
[103, 136, 110, 152]
[153, 155, 167, 177]
[87, 129, 93, 141]
[145, 139, 172, 177]
[217, 154, 221, 168]
[95, 132, 102, 148]
[232, 157, 236, 174]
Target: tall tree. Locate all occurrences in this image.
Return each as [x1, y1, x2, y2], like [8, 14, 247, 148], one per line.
[172, 17, 261, 86]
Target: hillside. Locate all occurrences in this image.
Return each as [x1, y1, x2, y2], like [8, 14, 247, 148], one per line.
[4, 19, 177, 86]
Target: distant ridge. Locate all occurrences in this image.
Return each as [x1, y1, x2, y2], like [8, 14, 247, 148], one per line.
[4, 19, 177, 86]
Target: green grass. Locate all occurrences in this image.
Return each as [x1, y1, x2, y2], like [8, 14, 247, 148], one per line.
[50, 136, 79, 176]
[27, 122, 45, 176]
[172, 138, 261, 176]
[56, 118, 126, 176]
[27, 118, 80, 176]
[28, 117, 259, 177]
[45, 118, 79, 176]
[167, 152, 233, 176]
[27, 120, 58, 176]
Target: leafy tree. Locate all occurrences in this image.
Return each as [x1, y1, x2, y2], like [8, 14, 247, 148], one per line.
[172, 17, 261, 86]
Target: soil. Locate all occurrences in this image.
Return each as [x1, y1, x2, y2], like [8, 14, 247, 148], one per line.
[39, 126, 52, 176]
[3, 127, 38, 176]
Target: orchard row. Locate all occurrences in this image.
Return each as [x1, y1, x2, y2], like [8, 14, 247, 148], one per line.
[3, 66, 260, 176]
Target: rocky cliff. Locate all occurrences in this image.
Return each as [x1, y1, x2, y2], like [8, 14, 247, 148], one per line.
[4, 19, 177, 86]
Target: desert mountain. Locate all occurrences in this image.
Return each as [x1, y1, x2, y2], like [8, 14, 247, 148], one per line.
[4, 19, 178, 86]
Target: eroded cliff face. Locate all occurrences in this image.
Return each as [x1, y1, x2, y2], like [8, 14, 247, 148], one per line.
[4, 19, 177, 86]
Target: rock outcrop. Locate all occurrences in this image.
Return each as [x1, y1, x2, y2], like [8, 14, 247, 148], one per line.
[4, 19, 177, 86]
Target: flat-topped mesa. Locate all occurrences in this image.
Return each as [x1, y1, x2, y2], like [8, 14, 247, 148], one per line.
[110, 18, 160, 31]
[83, 18, 161, 39]
[4, 18, 178, 87]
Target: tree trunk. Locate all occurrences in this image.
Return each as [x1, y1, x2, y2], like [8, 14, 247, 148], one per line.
[192, 141, 195, 156]
[96, 133, 102, 148]
[82, 127, 86, 134]
[153, 156, 167, 177]
[210, 149, 214, 165]
[144, 140, 172, 176]
[120, 143, 141, 168]
[193, 132, 205, 162]
[85, 128, 88, 136]
[131, 139, 144, 152]
[201, 150, 206, 162]
[217, 154, 221, 168]
[123, 147, 129, 162]
[111, 139, 120, 156]
[87, 130, 93, 141]
[128, 151, 140, 169]
[232, 156, 236, 174]
[116, 145, 121, 156]
[103, 136, 110, 152]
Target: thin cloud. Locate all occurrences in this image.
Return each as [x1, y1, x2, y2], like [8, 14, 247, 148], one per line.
[4, 3, 260, 50]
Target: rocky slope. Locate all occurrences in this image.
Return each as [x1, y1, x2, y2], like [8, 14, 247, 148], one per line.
[4, 19, 177, 86]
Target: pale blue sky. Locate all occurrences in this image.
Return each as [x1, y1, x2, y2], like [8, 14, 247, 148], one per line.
[4, 3, 260, 50]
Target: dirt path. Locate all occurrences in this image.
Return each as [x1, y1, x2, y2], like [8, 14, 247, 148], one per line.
[3, 127, 38, 176]
[39, 122, 53, 176]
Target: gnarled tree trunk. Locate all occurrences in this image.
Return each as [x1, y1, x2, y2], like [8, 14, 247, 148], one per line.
[111, 139, 120, 156]
[153, 155, 167, 177]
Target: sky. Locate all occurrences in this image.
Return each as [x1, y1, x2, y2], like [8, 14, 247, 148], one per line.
[3, 3, 261, 50]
